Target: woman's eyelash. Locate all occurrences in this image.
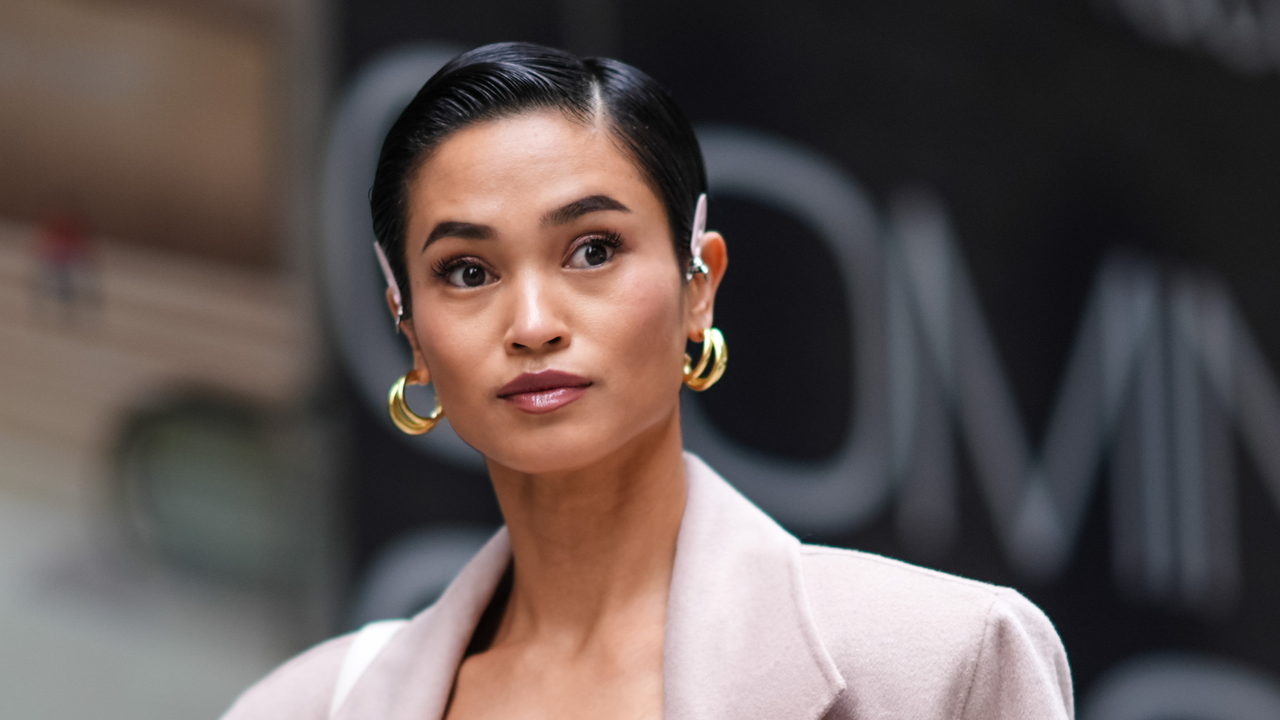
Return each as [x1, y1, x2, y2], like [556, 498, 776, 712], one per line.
[576, 231, 623, 251]
[429, 232, 621, 278]
[431, 256, 480, 279]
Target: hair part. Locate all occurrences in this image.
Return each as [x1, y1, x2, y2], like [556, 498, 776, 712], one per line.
[370, 42, 707, 317]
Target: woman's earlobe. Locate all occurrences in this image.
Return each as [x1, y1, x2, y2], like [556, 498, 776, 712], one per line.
[397, 318, 430, 379]
[409, 365, 431, 386]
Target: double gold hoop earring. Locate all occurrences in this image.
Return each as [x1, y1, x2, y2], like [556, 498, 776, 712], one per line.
[683, 327, 728, 391]
[389, 330, 723, 433]
[388, 372, 444, 435]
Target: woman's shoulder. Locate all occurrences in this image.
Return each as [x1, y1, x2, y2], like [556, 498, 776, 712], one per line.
[798, 545, 1073, 719]
[219, 632, 355, 720]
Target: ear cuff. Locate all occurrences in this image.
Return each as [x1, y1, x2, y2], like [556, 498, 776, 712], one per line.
[686, 193, 709, 280]
[373, 242, 404, 331]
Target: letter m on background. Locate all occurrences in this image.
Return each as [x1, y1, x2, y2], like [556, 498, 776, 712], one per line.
[886, 191, 1280, 613]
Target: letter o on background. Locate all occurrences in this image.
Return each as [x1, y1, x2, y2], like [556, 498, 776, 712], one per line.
[686, 127, 889, 534]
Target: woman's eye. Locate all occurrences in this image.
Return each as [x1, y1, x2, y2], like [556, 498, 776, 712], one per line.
[568, 241, 614, 269]
[447, 263, 490, 288]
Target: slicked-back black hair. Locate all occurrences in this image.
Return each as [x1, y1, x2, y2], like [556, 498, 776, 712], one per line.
[370, 42, 707, 317]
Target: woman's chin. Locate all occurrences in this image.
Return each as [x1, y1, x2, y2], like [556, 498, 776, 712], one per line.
[473, 423, 632, 477]
[461, 401, 678, 477]
[484, 441, 616, 477]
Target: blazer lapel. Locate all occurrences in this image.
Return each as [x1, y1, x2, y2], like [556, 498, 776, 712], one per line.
[336, 453, 844, 720]
[664, 453, 846, 720]
[335, 527, 512, 720]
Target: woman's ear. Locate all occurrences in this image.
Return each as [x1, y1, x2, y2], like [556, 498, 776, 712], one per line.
[389, 291, 432, 386]
[384, 287, 402, 327]
[686, 230, 728, 337]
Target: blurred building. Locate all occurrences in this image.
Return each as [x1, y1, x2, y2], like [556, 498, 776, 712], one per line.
[0, 0, 329, 717]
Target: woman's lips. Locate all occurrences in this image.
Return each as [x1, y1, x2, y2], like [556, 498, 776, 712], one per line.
[497, 370, 592, 415]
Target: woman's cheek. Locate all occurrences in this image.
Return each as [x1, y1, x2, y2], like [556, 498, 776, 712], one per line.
[603, 268, 683, 371]
[419, 313, 484, 403]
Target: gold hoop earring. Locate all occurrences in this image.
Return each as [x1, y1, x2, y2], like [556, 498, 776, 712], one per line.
[683, 327, 728, 391]
[388, 372, 443, 435]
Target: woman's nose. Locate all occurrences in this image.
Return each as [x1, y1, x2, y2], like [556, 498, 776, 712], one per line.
[505, 274, 569, 354]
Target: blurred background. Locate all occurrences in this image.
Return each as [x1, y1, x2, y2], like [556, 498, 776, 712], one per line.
[3, 0, 1280, 717]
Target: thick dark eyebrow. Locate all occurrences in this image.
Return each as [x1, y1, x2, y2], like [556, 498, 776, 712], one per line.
[541, 195, 631, 227]
[421, 221, 494, 253]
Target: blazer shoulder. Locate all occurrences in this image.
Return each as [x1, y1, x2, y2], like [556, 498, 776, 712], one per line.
[799, 544, 1009, 616]
[798, 545, 1073, 719]
[219, 632, 355, 720]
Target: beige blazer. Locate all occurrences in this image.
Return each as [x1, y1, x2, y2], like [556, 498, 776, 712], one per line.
[223, 453, 1074, 720]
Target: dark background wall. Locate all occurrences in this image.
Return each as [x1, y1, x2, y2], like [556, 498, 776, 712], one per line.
[332, 0, 1280, 708]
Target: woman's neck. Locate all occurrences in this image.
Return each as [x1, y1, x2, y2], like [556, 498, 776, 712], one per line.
[484, 409, 687, 651]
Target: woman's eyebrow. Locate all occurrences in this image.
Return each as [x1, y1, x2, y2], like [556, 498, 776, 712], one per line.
[541, 195, 631, 227]
[421, 221, 494, 253]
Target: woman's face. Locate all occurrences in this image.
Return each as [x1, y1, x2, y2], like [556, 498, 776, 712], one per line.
[396, 111, 724, 475]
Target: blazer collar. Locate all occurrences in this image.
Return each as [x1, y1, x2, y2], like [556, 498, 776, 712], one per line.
[336, 526, 512, 720]
[339, 452, 845, 720]
[664, 452, 846, 720]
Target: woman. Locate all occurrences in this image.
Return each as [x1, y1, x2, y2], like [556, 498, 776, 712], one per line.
[225, 42, 1073, 720]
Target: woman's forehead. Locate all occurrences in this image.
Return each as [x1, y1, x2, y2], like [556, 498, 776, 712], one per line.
[408, 112, 658, 227]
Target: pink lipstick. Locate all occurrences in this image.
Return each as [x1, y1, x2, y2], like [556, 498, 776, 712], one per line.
[497, 370, 592, 415]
